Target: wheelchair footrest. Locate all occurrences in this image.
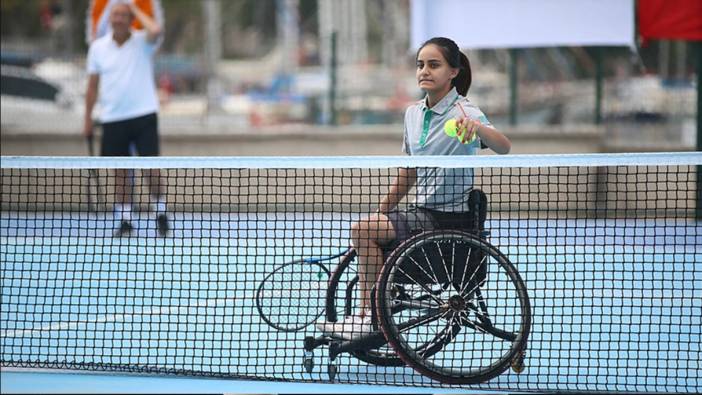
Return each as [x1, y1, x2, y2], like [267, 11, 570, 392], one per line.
[304, 335, 330, 351]
[328, 331, 388, 359]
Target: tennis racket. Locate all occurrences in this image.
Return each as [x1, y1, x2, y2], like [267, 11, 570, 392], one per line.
[256, 248, 350, 332]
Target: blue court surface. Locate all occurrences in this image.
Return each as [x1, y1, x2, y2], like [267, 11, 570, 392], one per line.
[2, 368, 495, 394]
[1, 211, 700, 393]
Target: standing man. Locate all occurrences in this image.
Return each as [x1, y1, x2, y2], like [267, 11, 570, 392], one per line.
[84, 0, 169, 237]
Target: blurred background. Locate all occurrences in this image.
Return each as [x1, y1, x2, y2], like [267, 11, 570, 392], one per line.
[0, 0, 698, 156]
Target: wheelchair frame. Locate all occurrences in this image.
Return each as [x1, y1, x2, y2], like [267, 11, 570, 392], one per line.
[256, 190, 531, 384]
[302, 229, 531, 384]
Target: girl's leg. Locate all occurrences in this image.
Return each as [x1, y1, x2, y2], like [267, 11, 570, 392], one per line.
[350, 213, 396, 316]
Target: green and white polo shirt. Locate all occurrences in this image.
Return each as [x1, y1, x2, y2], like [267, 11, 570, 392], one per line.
[402, 87, 491, 212]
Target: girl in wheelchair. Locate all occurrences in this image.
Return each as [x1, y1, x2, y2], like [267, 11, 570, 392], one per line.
[316, 37, 511, 340]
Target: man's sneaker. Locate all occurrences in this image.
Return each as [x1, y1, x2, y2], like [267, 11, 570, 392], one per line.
[315, 314, 372, 340]
[114, 221, 133, 237]
[156, 214, 169, 237]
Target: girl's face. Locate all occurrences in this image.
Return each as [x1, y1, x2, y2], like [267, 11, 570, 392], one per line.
[416, 44, 458, 95]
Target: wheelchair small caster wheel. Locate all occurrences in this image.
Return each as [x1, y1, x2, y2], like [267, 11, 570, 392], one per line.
[303, 356, 314, 373]
[511, 350, 526, 374]
[327, 364, 337, 381]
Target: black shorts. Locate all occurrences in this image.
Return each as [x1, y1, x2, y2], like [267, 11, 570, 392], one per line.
[386, 207, 480, 239]
[101, 113, 160, 156]
[385, 207, 437, 244]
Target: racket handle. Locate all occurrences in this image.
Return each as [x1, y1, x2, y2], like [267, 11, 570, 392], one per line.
[86, 134, 95, 157]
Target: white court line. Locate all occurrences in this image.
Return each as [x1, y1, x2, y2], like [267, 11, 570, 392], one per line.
[0, 236, 240, 248]
[1, 295, 247, 339]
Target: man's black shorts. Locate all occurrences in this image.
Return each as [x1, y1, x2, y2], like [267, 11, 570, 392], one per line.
[101, 113, 160, 156]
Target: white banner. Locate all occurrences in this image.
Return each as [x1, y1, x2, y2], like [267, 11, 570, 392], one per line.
[411, 0, 635, 49]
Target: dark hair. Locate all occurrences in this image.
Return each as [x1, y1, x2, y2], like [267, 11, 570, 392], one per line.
[417, 37, 472, 96]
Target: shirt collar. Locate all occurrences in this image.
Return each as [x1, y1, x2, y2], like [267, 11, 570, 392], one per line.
[420, 87, 460, 115]
[110, 30, 133, 47]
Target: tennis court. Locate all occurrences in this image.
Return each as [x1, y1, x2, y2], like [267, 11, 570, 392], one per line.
[1, 153, 701, 393]
[2, 370, 476, 394]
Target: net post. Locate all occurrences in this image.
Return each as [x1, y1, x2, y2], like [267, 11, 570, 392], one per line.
[329, 31, 338, 126]
[509, 48, 519, 126]
[594, 46, 603, 125]
[697, 163, 702, 221]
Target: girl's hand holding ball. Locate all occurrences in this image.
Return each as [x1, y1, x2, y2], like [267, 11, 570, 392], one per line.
[444, 117, 479, 144]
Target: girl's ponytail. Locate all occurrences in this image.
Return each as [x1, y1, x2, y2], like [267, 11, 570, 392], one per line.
[454, 51, 472, 96]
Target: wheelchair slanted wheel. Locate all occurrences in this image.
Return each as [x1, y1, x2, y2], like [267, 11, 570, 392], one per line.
[511, 350, 526, 374]
[303, 351, 315, 373]
[327, 364, 337, 381]
[376, 230, 531, 384]
[324, 249, 404, 367]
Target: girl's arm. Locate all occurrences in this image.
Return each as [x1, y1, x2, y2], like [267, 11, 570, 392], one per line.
[378, 167, 417, 213]
[475, 123, 511, 154]
[457, 118, 511, 154]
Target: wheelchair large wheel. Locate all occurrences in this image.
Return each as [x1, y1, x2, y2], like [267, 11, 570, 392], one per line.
[375, 230, 531, 384]
[325, 249, 403, 367]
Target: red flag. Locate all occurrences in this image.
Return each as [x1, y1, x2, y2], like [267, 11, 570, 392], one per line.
[638, 0, 702, 43]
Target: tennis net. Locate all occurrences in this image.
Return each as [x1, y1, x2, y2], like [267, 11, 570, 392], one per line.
[1, 152, 700, 393]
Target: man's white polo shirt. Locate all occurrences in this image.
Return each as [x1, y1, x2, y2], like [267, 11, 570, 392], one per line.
[87, 30, 159, 123]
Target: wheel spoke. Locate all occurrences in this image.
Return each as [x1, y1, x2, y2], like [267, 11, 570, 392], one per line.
[432, 240, 452, 284]
[395, 298, 441, 310]
[420, 244, 444, 285]
[396, 263, 445, 305]
[465, 300, 492, 324]
[418, 313, 462, 359]
[459, 252, 487, 297]
[395, 308, 447, 333]
[457, 313, 517, 342]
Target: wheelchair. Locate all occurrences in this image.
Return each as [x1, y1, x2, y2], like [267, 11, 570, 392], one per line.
[257, 190, 531, 384]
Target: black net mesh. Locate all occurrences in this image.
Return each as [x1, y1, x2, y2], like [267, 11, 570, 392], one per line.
[1, 154, 700, 393]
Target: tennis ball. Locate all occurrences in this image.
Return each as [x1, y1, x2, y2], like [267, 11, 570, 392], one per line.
[444, 119, 476, 144]
[444, 119, 458, 137]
